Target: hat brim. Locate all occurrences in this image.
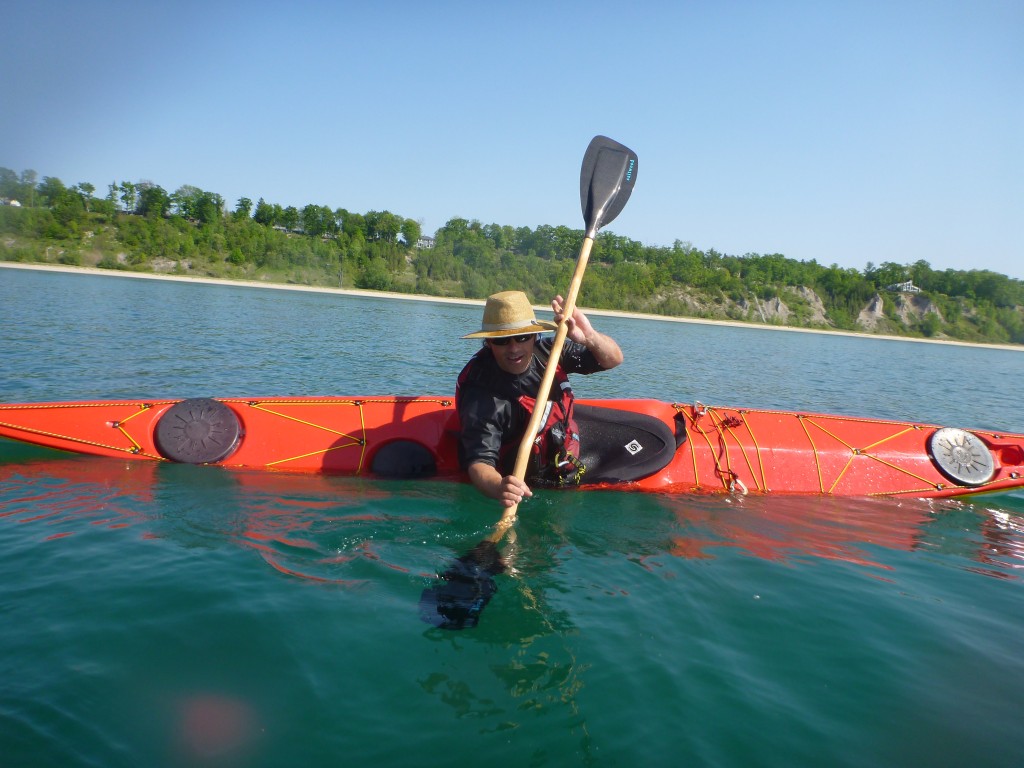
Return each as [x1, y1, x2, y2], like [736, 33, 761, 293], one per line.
[462, 320, 557, 339]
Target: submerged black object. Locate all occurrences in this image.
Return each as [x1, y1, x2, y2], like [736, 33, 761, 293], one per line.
[154, 398, 242, 464]
[419, 541, 506, 629]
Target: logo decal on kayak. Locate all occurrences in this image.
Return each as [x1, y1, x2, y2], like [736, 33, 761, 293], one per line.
[624, 439, 643, 455]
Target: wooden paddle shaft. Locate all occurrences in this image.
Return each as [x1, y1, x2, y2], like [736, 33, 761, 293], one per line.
[490, 234, 596, 534]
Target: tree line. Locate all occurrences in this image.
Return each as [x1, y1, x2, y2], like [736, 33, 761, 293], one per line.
[418, 218, 1024, 343]
[2, 166, 1022, 345]
[0, 167, 421, 245]
[0, 167, 421, 291]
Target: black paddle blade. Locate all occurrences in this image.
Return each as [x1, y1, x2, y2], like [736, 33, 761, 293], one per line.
[419, 540, 507, 630]
[580, 135, 638, 238]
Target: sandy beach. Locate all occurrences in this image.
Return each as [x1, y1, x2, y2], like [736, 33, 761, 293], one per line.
[3, 261, 1021, 352]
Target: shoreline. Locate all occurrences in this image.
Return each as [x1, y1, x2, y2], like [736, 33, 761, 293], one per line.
[3, 261, 1021, 352]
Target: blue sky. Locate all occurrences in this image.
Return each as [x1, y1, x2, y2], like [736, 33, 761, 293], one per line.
[3, 1, 1021, 278]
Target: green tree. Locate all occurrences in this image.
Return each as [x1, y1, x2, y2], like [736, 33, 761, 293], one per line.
[280, 206, 299, 231]
[194, 191, 223, 225]
[37, 176, 68, 207]
[365, 210, 401, 242]
[171, 185, 204, 219]
[341, 210, 366, 239]
[137, 184, 170, 218]
[119, 181, 137, 213]
[253, 198, 274, 225]
[357, 257, 393, 290]
[400, 218, 422, 247]
[76, 182, 95, 211]
[301, 204, 336, 237]
[105, 182, 120, 215]
[20, 170, 38, 206]
[919, 312, 943, 337]
[0, 167, 18, 199]
[910, 259, 934, 289]
[52, 190, 85, 228]
[865, 261, 907, 290]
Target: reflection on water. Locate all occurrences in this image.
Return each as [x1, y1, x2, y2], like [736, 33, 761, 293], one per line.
[978, 507, 1024, 574]
[229, 470, 448, 585]
[0, 457, 157, 539]
[655, 492, 1024, 580]
[4, 456, 1022, 587]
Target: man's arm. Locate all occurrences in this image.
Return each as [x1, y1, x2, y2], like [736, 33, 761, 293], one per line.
[552, 295, 624, 370]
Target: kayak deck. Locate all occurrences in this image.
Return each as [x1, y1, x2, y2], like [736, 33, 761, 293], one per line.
[2, 396, 1023, 499]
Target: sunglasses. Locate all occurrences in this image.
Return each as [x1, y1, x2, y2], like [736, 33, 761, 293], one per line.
[489, 333, 537, 346]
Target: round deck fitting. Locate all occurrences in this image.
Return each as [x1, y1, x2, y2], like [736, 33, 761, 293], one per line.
[155, 398, 242, 464]
[927, 427, 995, 486]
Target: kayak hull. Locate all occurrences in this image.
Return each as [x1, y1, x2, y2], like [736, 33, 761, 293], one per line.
[2, 396, 1023, 498]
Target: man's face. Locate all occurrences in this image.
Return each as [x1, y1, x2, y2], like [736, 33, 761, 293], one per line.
[488, 334, 537, 375]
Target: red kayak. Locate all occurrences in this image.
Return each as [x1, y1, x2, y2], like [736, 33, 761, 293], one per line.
[1, 396, 1023, 498]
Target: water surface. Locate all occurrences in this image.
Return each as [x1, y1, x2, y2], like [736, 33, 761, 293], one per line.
[1, 267, 1022, 767]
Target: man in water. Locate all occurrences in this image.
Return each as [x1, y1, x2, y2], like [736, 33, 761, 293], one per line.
[456, 290, 623, 507]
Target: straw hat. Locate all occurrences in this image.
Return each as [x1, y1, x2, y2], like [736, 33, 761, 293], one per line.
[462, 291, 557, 339]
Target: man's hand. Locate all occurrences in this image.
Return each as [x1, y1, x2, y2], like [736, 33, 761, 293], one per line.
[551, 295, 624, 370]
[468, 463, 533, 508]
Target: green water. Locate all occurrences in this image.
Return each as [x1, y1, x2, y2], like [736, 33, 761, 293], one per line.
[2, 267, 1023, 767]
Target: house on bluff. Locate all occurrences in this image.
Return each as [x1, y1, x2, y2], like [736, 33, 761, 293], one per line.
[887, 280, 920, 293]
